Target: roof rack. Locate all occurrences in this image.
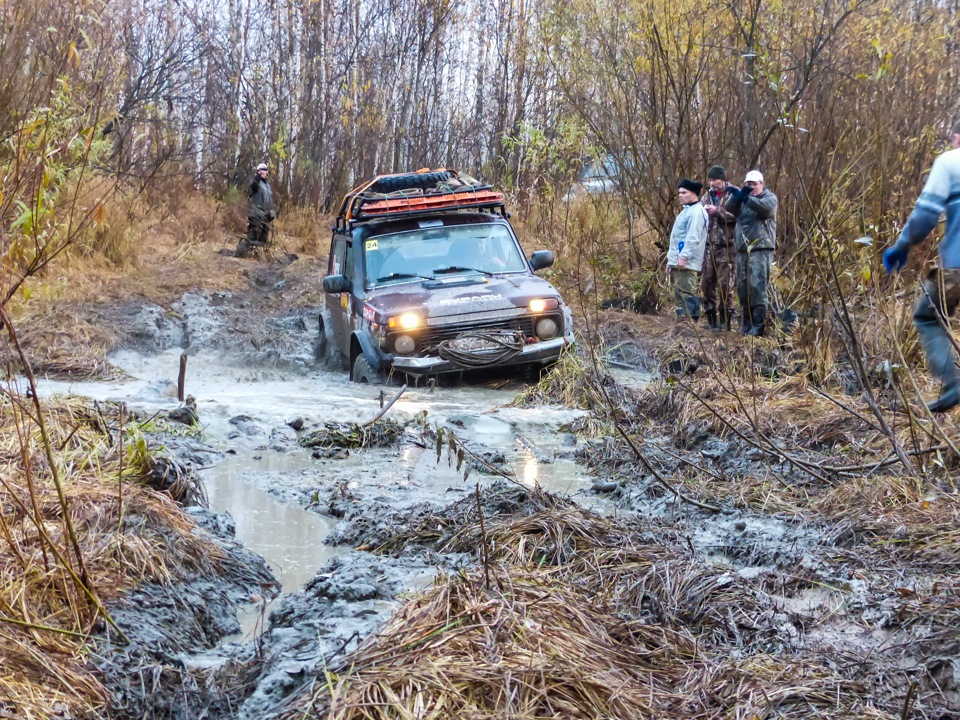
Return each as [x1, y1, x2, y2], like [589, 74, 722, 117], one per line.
[335, 169, 506, 231]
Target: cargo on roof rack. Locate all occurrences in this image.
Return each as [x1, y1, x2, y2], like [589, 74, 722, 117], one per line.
[335, 168, 506, 231]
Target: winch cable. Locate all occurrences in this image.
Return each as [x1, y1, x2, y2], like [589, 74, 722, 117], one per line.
[435, 330, 527, 368]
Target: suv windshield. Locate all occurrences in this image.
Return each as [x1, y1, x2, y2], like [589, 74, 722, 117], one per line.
[364, 223, 527, 287]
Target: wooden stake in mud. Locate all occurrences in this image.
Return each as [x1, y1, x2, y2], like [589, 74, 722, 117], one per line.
[364, 384, 407, 426]
[476, 482, 491, 591]
[177, 353, 187, 402]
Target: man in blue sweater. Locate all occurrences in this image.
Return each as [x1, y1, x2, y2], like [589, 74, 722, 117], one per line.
[884, 120, 960, 412]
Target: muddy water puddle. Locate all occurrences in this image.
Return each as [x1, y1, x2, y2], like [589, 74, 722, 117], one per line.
[37, 349, 611, 636]
[202, 451, 341, 638]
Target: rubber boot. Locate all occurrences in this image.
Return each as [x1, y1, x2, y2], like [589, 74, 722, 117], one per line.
[705, 309, 719, 331]
[685, 295, 702, 323]
[917, 313, 960, 413]
[741, 310, 752, 335]
[720, 306, 732, 331]
[747, 306, 766, 337]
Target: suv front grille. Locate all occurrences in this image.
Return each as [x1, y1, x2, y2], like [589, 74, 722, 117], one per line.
[417, 316, 538, 351]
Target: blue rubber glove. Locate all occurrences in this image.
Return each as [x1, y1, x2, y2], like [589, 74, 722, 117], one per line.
[883, 239, 910, 273]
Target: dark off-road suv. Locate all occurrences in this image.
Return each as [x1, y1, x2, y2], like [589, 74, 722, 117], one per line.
[318, 169, 573, 382]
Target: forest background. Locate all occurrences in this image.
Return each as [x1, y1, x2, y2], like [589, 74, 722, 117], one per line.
[1, 0, 959, 317]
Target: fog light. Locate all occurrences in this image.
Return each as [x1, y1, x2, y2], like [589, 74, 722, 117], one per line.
[394, 334, 416, 355]
[388, 312, 421, 330]
[535, 318, 558, 340]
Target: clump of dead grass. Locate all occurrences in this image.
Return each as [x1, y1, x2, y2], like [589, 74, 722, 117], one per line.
[816, 476, 960, 565]
[280, 500, 897, 720]
[301, 419, 406, 450]
[512, 347, 639, 416]
[0, 393, 223, 719]
[4, 301, 124, 379]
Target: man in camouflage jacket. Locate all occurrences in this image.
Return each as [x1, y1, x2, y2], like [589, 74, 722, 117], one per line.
[727, 170, 778, 336]
[701, 165, 738, 330]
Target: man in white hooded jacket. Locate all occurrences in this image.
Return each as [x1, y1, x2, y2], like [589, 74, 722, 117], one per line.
[667, 178, 709, 320]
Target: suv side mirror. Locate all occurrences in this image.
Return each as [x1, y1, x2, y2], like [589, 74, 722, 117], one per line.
[322, 274, 351, 293]
[529, 250, 555, 272]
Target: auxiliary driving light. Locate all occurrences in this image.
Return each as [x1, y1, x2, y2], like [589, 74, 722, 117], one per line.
[528, 298, 559, 313]
[535, 317, 558, 340]
[393, 334, 416, 355]
[388, 312, 421, 330]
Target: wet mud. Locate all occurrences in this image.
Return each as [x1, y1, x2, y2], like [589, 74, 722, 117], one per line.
[35, 281, 960, 718]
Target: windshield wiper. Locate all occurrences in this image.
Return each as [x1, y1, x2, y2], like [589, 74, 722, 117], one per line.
[374, 272, 432, 284]
[432, 265, 493, 277]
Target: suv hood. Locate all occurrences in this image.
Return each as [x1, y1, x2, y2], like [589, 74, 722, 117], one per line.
[365, 275, 560, 321]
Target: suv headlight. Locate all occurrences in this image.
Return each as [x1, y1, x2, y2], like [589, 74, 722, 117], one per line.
[528, 298, 560, 313]
[387, 312, 422, 330]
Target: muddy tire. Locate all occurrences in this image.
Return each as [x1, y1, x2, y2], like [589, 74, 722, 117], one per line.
[314, 309, 346, 369]
[351, 354, 384, 384]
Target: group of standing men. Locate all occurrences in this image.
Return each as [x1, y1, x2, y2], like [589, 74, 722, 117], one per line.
[664, 119, 960, 414]
[667, 166, 777, 337]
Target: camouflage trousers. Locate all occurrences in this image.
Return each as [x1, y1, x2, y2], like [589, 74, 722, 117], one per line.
[914, 268, 960, 390]
[671, 267, 701, 320]
[237, 218, 271, 258]
[246, 217, 270, 247]
[736, 249, 772, 326]
[701, 247, 735, 322]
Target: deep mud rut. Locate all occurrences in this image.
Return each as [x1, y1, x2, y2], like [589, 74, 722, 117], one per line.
[37, 285, 959, 719]
[35, 286, 612, 718]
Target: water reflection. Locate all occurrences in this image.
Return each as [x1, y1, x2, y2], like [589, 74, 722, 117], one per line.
[203, 453, 341, 638]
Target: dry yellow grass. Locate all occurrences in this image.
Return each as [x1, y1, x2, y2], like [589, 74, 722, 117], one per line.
[0, 394, 223, 719]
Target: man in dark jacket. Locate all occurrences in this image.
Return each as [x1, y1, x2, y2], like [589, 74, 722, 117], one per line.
[701, 165, 738, 330]
[238, 162, 275, 257]
[727, 170, 777, 336]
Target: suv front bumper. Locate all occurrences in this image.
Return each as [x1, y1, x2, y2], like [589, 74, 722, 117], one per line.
[390, 335, 571, 376]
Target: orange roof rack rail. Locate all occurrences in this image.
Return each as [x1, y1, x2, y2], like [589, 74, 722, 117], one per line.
[335, 169, 506, 231]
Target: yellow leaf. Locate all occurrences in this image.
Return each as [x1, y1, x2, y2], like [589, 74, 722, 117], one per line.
[22, 286, 31, 302]
[68, 42, 81, 67]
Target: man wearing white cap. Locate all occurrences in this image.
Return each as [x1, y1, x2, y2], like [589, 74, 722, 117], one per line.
[238, 162, 275, 257]
[727, 170, 778, 336]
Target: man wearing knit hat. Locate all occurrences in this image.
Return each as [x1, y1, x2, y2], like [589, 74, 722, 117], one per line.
[727, 169, 778, 336]
[701, 165, 738, 330]
[667, 178, 709, 320]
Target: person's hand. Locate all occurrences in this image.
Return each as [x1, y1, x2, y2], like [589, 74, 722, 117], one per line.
[677, 256, 688, 269]
[268, 210, 276, 221]
[705, 205, 717, 215]
[883, 239, 910, 273]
